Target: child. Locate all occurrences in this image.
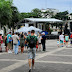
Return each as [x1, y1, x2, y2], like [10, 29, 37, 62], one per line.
[65, 34, 69, 47]
[57, 39, 59, 47]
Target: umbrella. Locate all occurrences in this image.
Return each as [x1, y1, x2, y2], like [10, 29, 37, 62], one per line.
[41, 31, 48, 35]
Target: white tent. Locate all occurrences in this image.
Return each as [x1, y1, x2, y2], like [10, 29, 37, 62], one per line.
[17, 27, 28, 33]
[16, 26, 42, 33]
[28, 26, 42, 32]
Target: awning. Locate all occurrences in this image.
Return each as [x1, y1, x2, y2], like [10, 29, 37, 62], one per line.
[25, 18, 63, 22]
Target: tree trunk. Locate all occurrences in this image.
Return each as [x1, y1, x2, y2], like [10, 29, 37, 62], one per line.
[12, 26, 14, 34]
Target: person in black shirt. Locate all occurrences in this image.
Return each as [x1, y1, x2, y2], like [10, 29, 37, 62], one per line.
[41, 32, 46, 51]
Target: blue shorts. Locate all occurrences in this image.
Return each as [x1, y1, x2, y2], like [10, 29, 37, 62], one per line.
[60, 40, 63, 44]
[18, 41, 20, 46]
[28, 48, 36, 59]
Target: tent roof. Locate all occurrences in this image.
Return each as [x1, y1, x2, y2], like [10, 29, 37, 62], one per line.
[25, 18, 63, 22]
[16, 26, 42, 33]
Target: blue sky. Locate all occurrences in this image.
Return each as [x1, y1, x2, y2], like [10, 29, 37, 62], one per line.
[13, 0, 72, 13]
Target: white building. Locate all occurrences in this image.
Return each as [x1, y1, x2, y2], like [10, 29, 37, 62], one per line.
[41, 8, 59, 18]
[67, 14, 72, 20]
[65, 14, 72, 32]
[46, 8, 59, 15]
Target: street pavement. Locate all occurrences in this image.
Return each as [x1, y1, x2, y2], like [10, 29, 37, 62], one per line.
[0, 40, 72, 72]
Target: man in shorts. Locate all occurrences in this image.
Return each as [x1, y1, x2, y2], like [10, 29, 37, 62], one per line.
[7, 32, 12, 53]
[25, 30, 38, 72]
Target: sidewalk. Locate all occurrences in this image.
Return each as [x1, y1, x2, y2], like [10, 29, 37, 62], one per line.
[0, 40, 72, 72]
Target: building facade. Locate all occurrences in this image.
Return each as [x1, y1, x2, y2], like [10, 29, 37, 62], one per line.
[41, 8, 59, 18]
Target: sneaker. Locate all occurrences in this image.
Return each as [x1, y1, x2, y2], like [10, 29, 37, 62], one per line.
[29, 69, 31, 72]
[8, 50, 12, 54]
[8, 50, 10, 53]
[9, 50, 12, 53]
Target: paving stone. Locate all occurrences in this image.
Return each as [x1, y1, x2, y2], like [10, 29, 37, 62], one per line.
[0, 61, 17, 70]
[10, 63, 72, 72]
[38, 55, 72, 62]
[54, 49, 72, 55]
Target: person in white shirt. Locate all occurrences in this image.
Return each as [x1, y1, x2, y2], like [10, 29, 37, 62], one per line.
[59, 33, 64, 47]
[12, 33, 19, 54]
[38, 34, 42, 51]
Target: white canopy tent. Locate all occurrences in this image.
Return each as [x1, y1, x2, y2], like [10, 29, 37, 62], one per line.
[16, 26, 42, 33]
[17, 27, 28, 33]
[28, 26, 42, 32]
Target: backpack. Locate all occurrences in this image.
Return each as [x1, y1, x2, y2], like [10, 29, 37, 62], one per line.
[8, 38, 12, 43]
[29, 36, 36, 48]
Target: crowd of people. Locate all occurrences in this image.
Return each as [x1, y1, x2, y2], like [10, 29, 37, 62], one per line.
[57, 32, 72, 47]
[0, 30, 47, 72]
[0, 31, 46, 53]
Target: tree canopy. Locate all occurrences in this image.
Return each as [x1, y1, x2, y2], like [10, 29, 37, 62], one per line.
[0, 0, 13, 26]
[20, 8, 42, 20]
[52, 11, 69, 20]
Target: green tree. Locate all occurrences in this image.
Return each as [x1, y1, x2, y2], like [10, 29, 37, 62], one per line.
[52, 11, 69, 20]
[70, 13, 72, 15]
[31, 8, 42, 18]
[0, 0, 13, 29]
[20, 12, 33, 19]
[11, 6, 20, 32]
[20, 8, 42, 19]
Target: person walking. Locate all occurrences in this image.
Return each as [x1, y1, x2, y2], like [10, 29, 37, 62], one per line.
[38, 34, 42, 51]
[65, 34, 69, 47]
[59, 33, 64, 47]
[12, 33, 19, 54]
[4, 34, 8, 52]
[17, 33, 21, 53]
[28, 31, 31, 36]
[0, 34, 3, 52]
[70, 33, 72, 46]
[41, 32, 46, 51]
[7, 32, 12, 53]
[25, 30, 38, 72]
[20, 32, 26, 53]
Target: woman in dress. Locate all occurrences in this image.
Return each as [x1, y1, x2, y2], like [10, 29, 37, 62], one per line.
[20, 32, 26, 53]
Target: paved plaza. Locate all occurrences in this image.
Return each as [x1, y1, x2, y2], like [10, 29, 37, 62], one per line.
[0, 40, 72, 72]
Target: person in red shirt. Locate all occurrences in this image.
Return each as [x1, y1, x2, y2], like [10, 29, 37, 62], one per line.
[0, 34, 3, 52]
[70, 33, 72, 45]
